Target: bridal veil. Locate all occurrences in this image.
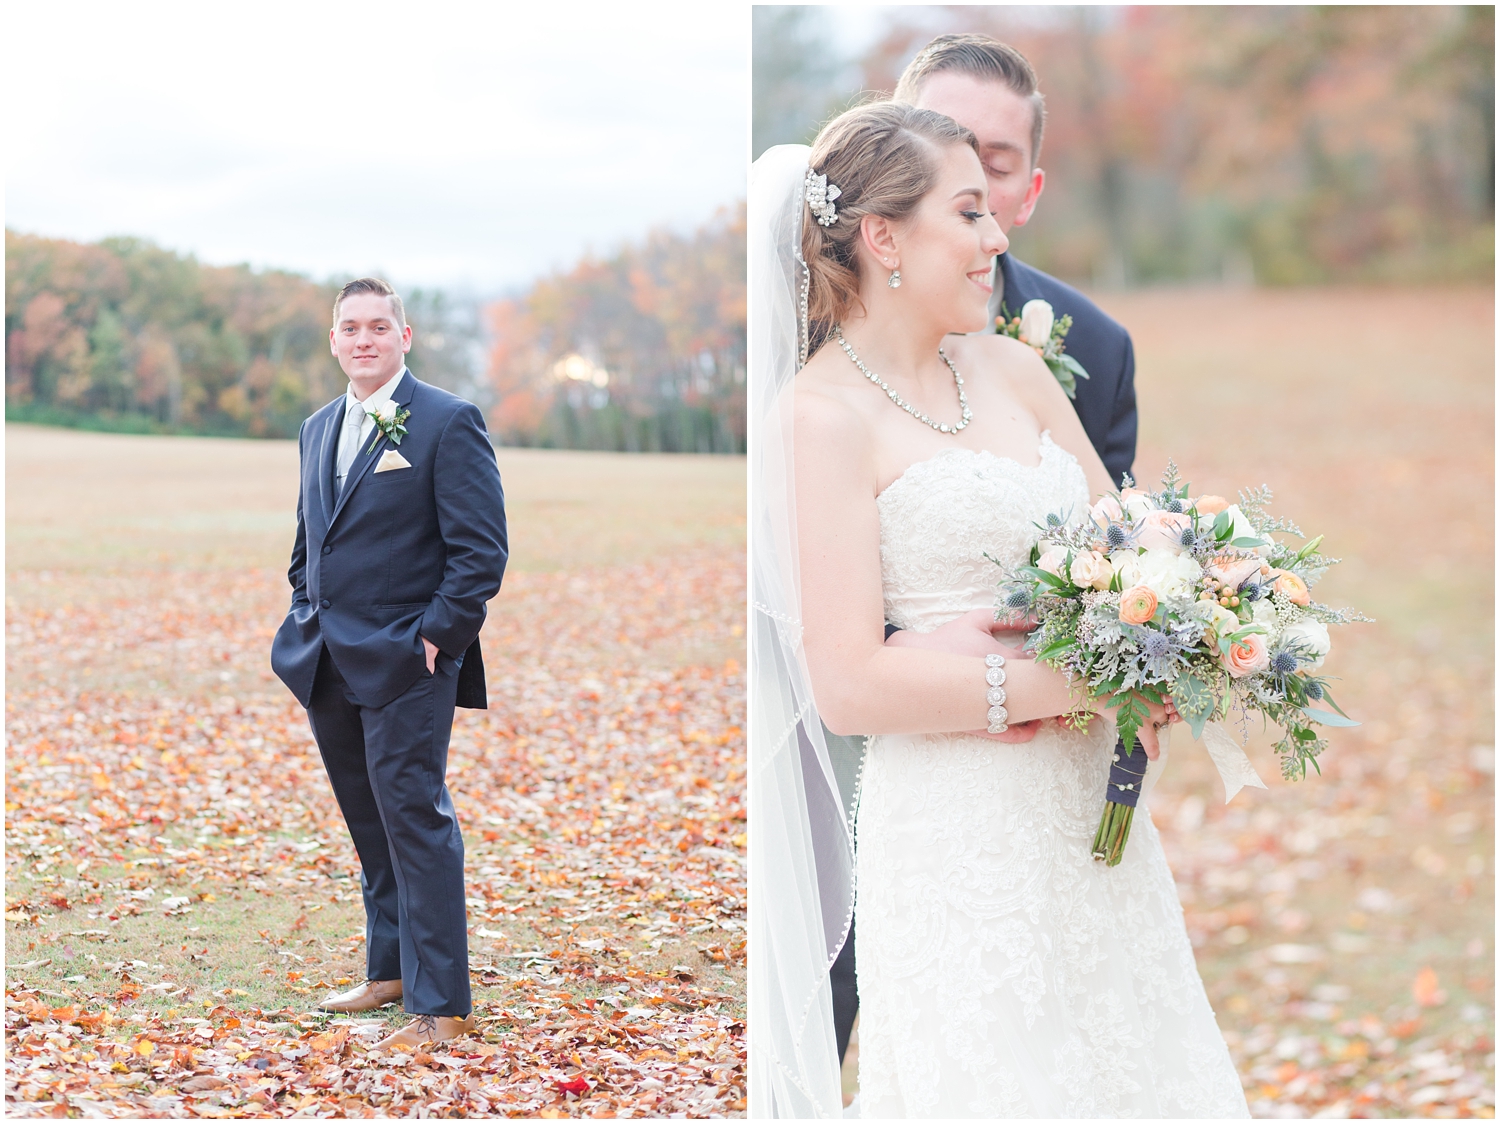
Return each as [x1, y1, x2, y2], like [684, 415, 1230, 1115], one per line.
[748, 143, 853, 1119]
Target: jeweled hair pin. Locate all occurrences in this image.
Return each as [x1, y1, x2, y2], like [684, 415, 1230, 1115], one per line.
[806, 168, 842, 226]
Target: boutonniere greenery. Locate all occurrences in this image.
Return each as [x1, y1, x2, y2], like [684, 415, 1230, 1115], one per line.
[998, 298, 1091, 400]
[365, 399, 411, 454]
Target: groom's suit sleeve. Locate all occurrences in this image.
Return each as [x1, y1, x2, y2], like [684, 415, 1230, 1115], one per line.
[419, 402, 508, 658]
[287, 419, 311, 610]
[1099, 335, 1138, 489]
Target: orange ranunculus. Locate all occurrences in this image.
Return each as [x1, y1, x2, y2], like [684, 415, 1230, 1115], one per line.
[1118, 585, 1158, 625]
[1273, 570, 1311, 605]
[1193, 494, 1230, 516]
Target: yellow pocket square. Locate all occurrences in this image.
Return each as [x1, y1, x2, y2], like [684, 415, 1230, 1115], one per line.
[373, 449, 412, 473]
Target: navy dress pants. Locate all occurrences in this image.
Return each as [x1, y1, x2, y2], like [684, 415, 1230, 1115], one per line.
[831, 915, 858, 1062]
[306, 645, 471, 1017]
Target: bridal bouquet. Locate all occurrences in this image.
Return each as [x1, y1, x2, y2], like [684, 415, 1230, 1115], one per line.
[993, 463, 1366, 865]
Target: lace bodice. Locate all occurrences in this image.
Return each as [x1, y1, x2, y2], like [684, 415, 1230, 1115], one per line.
[877, 434, 1086, 632]
[854, 433, 1249, 1118]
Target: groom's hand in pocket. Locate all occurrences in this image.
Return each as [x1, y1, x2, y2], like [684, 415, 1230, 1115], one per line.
[885, 608, 1045, 743]
[422, 636, 439, 675]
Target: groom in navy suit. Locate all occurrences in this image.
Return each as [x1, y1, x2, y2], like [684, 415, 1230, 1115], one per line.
[826, 35, 1141, 1074]
[271, 277, 507, 1049]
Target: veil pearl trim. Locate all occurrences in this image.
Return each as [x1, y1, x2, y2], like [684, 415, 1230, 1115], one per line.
[748, 144, 855, 1119]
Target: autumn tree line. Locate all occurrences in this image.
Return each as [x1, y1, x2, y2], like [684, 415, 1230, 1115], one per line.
[756, 5, 1493, 286]
[5, 206, 746, 451]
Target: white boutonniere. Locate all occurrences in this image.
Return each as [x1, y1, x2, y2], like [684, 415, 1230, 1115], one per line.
[997, 298, 1091, 399]
[365, 398, 410, 455]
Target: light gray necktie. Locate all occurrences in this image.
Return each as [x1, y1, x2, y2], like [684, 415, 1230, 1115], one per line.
[335, 400, 365, 492]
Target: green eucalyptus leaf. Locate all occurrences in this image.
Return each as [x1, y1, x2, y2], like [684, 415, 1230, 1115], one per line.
[1302, 707, 1360, 728]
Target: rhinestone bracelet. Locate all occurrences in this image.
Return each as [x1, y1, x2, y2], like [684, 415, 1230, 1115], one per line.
[985, 653, 1009, 734]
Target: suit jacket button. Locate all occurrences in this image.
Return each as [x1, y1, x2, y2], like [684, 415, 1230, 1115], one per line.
[319, 598, 330, 608]
[321, 545, 332, 555]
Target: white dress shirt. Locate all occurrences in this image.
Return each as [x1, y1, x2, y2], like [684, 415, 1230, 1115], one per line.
[335, 367, 407, 492]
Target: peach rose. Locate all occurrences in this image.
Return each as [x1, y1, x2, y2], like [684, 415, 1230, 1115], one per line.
[1118, 585, 1158, 625]
[1221, 632, 1269, 678]
[1089, 495, 1123, 527]
[1037, 547, 1069, 578]
[1070, 549, 1113, 591]
[1206, 554, 1263, 592]
[1272, 570, 1311, 605]
[1193, 494, 1230, 517]
[1137, 509, 1194, 555]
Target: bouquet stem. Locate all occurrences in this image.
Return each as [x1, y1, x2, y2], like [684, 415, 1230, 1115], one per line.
[1092, 801, 1135, 866]
[1092, 736, 1148, 867]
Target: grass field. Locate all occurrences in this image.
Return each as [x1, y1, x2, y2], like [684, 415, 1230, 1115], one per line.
[5, 430, 747, 1117]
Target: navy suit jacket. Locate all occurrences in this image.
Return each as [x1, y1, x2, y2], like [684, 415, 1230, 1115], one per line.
[271, 369, 508, 711]
[997, 253, 1137, 488]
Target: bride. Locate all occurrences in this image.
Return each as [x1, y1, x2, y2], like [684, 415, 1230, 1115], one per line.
[748, 102, 1250, 1118]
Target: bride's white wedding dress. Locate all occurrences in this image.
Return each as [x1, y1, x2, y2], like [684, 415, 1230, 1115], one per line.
[854, 434, 1250, 1118]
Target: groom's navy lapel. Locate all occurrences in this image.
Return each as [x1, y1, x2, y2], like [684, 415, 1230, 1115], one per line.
[997, 253, 1038, 316]
[328, 368, 417, 529]
[318, 400, 342, 526]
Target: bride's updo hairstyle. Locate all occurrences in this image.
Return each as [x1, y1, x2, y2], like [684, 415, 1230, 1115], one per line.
[803, 101, 977, 335]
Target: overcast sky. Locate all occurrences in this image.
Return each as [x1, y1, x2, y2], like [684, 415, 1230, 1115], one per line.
[6, 2, 747, 295]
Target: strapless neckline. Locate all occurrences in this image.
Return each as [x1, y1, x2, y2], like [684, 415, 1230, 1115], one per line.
[876, 431, 1061, 502]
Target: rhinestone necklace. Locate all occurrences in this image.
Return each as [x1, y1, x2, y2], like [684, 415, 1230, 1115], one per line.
[835, 327, 972, 434]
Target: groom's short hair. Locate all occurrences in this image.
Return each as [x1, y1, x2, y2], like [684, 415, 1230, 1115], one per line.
[894, 34, 1047, 165]
[333, 277, 406, 330]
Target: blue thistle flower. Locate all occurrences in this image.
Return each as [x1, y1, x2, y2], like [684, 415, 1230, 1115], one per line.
[1305, 681, 1324, 700]
[1130, 621, 1194, 681]
[1106, 523, 1129, 548]
[1004, 587, 1031, 611]
[1164, 498, 1184, 513]
[1271, 650, 1298, 675]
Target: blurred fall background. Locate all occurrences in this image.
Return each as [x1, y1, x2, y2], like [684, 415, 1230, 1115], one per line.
[754, 5, 1494, 1119]
[755, 5, 1493, 287]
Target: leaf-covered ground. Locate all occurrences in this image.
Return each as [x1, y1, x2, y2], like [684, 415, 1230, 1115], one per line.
[5, 432, 747, 1117]
[1116, 285, 1494, 1120]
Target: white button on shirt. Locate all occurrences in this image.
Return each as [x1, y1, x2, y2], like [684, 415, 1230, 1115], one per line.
[335, 367, 407, 492]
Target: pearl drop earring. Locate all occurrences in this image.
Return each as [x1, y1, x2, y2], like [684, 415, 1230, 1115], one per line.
[888, 269, 902, 289]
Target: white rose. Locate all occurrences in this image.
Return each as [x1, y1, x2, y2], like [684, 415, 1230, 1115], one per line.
[1037, 547, 1069, 578]
[1282, 619, 1331, 670]
[1204, 602, 1240, 639]
[1018, 299, 1054, 347]
[1121, 489, 1155, 521]
[374, 399, 398, 423]
[1251, 599, 1278, 629]
[1069, 550, 1113, 591]
[1221, 503, 1270, 556]
[1111, 550, 1143, 589]
[1134, 548, 1202, 600]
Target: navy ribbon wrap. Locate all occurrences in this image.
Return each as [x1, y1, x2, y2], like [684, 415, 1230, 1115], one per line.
[1104, 736, 1150, 808]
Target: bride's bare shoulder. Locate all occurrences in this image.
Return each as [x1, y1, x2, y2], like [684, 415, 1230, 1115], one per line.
[789, 349, 871, 452]
[946, 332, 1059, 406]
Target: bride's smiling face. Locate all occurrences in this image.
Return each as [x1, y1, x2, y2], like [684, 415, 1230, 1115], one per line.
[878, 143, 1007, 333]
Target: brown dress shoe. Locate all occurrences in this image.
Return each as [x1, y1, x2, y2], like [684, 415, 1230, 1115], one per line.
[374, 1013, 477, 1050]
[319, 979, 403, 1013]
